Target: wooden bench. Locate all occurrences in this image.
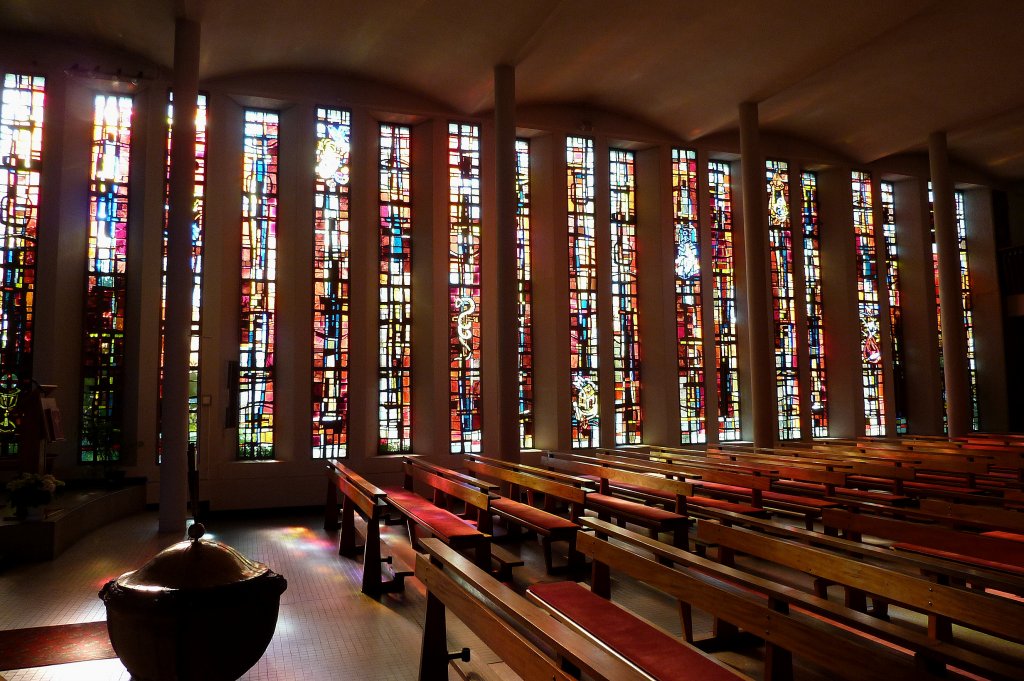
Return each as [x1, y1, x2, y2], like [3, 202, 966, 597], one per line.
[382, 456, 494, 572]
[323, 460, 412, 596]
[822, 508, 1024, 578]
[585, 517, 1021, 681]
[697, 519, 1024, 655]
[547, 449, 769, 521]
[540, 451, 693, 548]
[611, 447, 838, 529]
[529, 526, 940, 681]
[464, 454, 582, 573]
[415, 537, 658, 681]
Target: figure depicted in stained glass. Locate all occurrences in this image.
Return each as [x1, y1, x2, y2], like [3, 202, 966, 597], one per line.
[312, 108, 351, 458]
[448, 123, 482, 454]
[567, 136, 599, 447]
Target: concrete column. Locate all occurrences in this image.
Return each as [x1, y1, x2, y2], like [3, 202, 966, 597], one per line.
[929, 132, 970, 437]
[160, 16, 200, 533]
[492, 65, 519, 459]
[738, 103, 774, 447]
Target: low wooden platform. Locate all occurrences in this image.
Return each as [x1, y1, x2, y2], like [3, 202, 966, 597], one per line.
[0, 482, 146, 563]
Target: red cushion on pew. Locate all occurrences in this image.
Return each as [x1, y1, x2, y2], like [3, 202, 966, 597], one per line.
[774, 480, 828, 494]
[688, 496, 767, 516]
[382, 488, 482, 539]
[693, 481, 750, 495]
[586, 493, 685, 523]
[528, 581, 741, 681]
[833, 488, 912, 504]
[892, 542, 1024, 575]
[847, 475, 895, 487]
[762, 491, 839, 509]
[982, 531, 1024, 543]
[490, 498, 578, 531]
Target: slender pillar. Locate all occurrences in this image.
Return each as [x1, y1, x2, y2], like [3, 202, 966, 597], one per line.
[160, 16, 200, 533]
[493, 65, 519, 459]
[739, 102, 774, 447]
[929, 132, 970, 437]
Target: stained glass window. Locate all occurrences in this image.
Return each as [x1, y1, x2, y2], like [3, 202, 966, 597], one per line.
[312, 107, 351, 458]
[609, 148, 641, 445]
[567, 136, 599, 447]
[709, 161, 740, 441]
[766, 160, 800, 440]
[81, 94, 132, 462]
[801, 172, 828, 437]
[158, 92, 207, 463]
[379, 123, 413, 453]
[448, 122, 482, 454]
[673, 149, 705, 444]
[954, 191, 979, 430]
[515, 138, 534, 448]
[928, 184, 946, 431]
[0, 74, 44, 457]
[852, 171, 885, 436]
[879, 181, 907, 434]
[238, 110, 278, 460]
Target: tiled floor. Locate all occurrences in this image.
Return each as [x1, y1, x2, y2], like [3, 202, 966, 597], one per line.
[0, 511, 454, 680]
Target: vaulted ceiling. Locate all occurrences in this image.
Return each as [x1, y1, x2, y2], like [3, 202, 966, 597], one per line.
[3, 0, 1024, 181]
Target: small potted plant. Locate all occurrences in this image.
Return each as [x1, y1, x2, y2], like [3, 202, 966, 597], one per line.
[6, 472, 64, 520]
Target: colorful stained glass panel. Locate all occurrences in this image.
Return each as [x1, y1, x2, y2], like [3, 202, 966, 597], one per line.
[238, 110, 278, 460]
[0, 73, 44, 456]
[673, 149, 704, 444]
[312, 107, 351, 458]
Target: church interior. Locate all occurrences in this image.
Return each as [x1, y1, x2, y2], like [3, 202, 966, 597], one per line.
[2, 1, 1024, 679]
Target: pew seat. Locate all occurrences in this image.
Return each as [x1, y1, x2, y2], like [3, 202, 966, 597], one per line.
[528, 581, 745, 681]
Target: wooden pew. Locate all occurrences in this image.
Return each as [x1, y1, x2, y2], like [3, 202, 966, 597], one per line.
[546, 449, 770, 520]
[382, 456, 495, 572]
[605, 447, 840, 529]
[540, 450, 693, 548]
[323, 460, 413, 596]
[464, 454, 582, 573]
[822, 508, 1024, 578]
[585, 517, 1021, 681]
[697, 520, 1024, 652]
[529, 526, 942, 681]
[415, 538, 650, 681]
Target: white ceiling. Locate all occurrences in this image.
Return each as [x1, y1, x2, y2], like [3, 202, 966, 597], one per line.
[3, 0, 1024, 181]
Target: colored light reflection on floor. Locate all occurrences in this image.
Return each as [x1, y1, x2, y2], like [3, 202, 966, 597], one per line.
[276, 525, 336, 552]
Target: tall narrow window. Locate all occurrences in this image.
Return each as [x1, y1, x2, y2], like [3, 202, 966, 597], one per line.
[448, 122, 482, 454]
[955, 191, 979, 430]
[515, 138, 534, 448]
[82, 94, 133, 462]
[880, 182, 907, 434]
[312, 107, 351, 458]
[801, 172, 828, 437]
[766, 160, 800, 439]
[928, 184, 946, 431]
[673, 149, 705, 443]
[567, 136, 599, 447]
[852, 171, 885, 436]
[379, 124, 412, 453]
[159, 92, 207, 462]
[238, 110, 278, 460]
[609, 148, 641, 445]
[0, 74, 44, 457]
[709, 161, 740, 441]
